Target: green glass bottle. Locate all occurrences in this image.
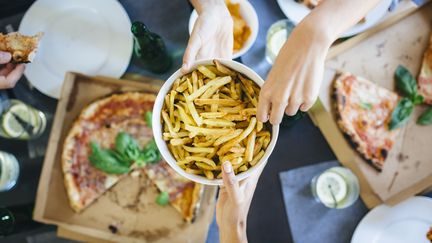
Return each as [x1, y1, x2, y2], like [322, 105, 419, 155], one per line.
[131, 21, 172, 74]
[0, 204, 40, 237]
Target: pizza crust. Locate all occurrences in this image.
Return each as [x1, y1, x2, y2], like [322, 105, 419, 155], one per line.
[333, 72, 400, 171]
[418, 33, 432, 104]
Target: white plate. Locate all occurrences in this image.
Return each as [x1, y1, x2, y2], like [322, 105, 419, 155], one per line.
[276, 0, 393, 37]
[351, 196, 432, 243]
[19, 0, 133, 99]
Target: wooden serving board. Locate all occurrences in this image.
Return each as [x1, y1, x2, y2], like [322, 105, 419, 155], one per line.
[310, 2, 432, 207]
[34, 72, 217, 243]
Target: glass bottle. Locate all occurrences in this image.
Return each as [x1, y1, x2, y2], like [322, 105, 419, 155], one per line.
[0, 204, 40, 237]
[0, 151, 19, 192]
[131, 21, 172, 74]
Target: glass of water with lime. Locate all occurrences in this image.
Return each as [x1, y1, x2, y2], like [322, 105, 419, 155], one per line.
[265, 19, 295, 64]
[311, 166, 360, 209]
[0, 99, 46, 140]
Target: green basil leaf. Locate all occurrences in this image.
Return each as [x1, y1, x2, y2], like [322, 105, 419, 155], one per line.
[359, 102, 373, 110]
[115, 132, 140, 162]
[417, 106, 432, 125]
[145, 111, 152, 128]
[156, 191, 169, 206]
[395, 65, 419, 100]
[388, 98, 414, 130]
[89, 142, 131, 174]
[136, 140, 161, 166]
[412, 94, 424, 105]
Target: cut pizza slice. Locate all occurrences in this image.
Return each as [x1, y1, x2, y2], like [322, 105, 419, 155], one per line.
[144, 162, 203, 222]
[333, 72, 401, 171]
[418, 33, 432, 104]
[62, 93, 156, 212]
[0, 32, 42, 63]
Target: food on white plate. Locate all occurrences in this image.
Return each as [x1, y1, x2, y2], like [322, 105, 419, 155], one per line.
[62, 92, 202, 222]
[226, 0, 251, 52]
[0, 32, 42, 63]
[427, 227, 432, 242]
[418, 33, 432, 105]
[295, 0, 323, 8]
[161, 60, 271, 179]
[333, 72, 400, 171]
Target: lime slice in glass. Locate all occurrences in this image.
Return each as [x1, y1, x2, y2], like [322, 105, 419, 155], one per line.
[268, 28, 288, 57]
[316, 171, 348, 206]
[2, 104, 36, 138]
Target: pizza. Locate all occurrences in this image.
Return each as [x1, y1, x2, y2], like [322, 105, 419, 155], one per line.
[333, 72, 400, 171]
[62, 92, 202, 222]
[0, 32, 42, 63]
[144, 162, 202, 222]
[418, 33, 432, 104]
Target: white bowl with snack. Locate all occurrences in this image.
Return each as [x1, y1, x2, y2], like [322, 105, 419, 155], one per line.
[188, 0, 259, 59]
[152, 59, 279, 185]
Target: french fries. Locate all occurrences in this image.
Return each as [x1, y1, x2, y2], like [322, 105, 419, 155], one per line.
[161, 60, 271, 179]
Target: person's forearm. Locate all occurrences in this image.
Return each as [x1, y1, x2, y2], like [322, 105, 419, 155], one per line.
[298, 0, 382, 45]
[189, 0, 227, 14]
[219, 222, 247, 243]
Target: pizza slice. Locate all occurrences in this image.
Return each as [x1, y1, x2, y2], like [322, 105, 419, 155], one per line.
[62, 93, 155, 212]
[0, 32, 42, 63]
[418, 33, 432, 104]
[427, 227, 432, 242]
[333, 72, 401, 171]
[144, 162, 203, 222]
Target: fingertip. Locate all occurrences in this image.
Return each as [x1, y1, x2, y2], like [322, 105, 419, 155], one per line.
[0, 52, 11, 64]
[181, 63, 189, 73]
[222, 161, 233, 174]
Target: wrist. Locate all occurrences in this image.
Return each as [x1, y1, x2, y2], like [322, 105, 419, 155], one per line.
[296, 17, 335, 49]
[191, 0, 228, 15]
[219, 220, 247, 243]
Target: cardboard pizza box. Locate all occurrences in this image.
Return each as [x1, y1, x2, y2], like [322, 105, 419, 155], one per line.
[310, 2, 432, 208]
[33, 72, 218, 243]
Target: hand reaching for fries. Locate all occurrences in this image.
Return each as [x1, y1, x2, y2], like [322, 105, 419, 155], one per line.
[183, 0, 233, 73]
[216, 161, 263, 243]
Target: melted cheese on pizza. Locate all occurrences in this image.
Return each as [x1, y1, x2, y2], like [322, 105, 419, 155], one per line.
[418, 34, 432, 105]
[334, 73, 400, 170]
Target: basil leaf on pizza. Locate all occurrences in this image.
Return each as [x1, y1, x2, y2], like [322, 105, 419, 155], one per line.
[115, 132, 140, 162]
[395, 65, 419, 100]
[156, 191, 170, 206]
[89, 142, 131, 174]
[389, 98, 414, 130]
[417, 106, 432, 125]
[136, 140, 161, 166]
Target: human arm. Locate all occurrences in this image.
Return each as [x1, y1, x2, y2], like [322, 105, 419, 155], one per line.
[257, 0, 383, 124]
[182, 0, 233, 72]
[216, 161, 263, 243]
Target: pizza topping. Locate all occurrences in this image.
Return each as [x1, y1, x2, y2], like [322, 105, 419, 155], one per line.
[89, 142, 131, 174]
[155, 191, 170, 206]
[389, 98, 414, 130]
[418, 107, 432, 125]
[395, 65, 424, 104]
[145, 111, 152, 128]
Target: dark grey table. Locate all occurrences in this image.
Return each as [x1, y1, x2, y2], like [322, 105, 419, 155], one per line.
[0, 1, 336, 242]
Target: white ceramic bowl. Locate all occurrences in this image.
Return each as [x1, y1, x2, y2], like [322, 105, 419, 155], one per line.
[152, 59, 279, 185]
[188, 0, 259, 59]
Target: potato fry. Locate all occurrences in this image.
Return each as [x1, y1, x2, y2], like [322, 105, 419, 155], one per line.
[185, 168, 203, 175]
[176, 81, 189, 92]
[196, 162, 218, 171]
[169, 90, 177, 121]
[238, 165, 248, 172]
[192, 71, 198, 92]
[198, 78, 204, 88]
[175, 104, 195, 125]
[195, 99, 241, 106]
[186, 78, 193, 94]
[185, 124, 232, 136]
[173, 78, 181, 90]
[182, 156, 217, 167]
[253, 137, 264, 156]
[211, 94, 219, 112]
[229, 145, 246, 154]
[217, 117, 256, 156]
[250, 150, 265, 166]
[218, 105, 244, 113]
[168, 144, 180, 160]
[188, 76, 231, 101]
[193, 138, 216, 147]
[214, 60, 235, 76]
[263, 136, 271, 149]
[197, 65, 217, 79]
[238, 75, 255, 95]
[214, 129, 243, 146]
[202, 119, 236, 127]
[256, 121, 263, 132]
[220, 153, 243, 163]
[204, 170, 214, 179]
[245, 131, 256, 162]
[241, 108, 257, 116]
[182, 145, 214, 153]
[162, 110, 177, 137]
[200, 112, 227, 119]
[170, 137, 192, 146]
[185, 94, 203, 126]
[223, 114, 247, 121]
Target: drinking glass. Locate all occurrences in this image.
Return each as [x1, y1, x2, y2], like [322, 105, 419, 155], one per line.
[265, 19, 295, 64]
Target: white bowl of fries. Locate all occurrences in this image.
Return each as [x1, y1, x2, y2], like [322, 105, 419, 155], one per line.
[188, 0, 259, 59]
[152, 59, 279, 185]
